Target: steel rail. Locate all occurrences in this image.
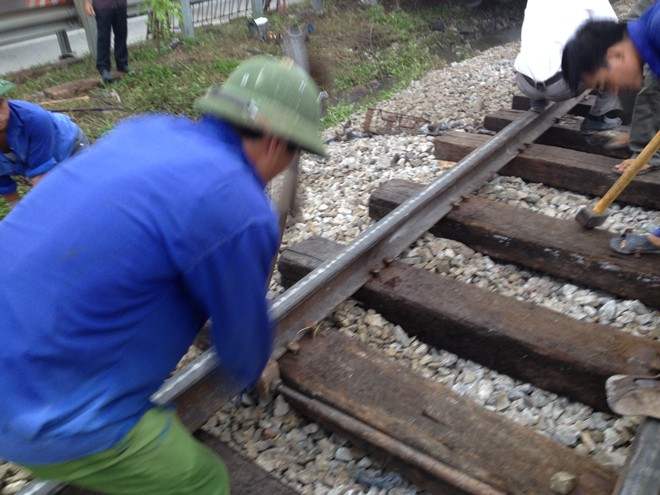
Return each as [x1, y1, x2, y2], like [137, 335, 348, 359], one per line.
[278, 384, 507, 495]
[612, 418, 660, 495]
[17, 98, 581, 495]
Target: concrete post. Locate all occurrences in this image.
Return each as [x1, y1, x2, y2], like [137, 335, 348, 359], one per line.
[73, 0, 97, 61]
[283, 24, 308, 73]
[251, 0, 263, 18]
[179, 0, 194, 38]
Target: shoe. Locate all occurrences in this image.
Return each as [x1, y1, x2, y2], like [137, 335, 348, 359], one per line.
[100, 69, 114, 83]
[117, 65, 131, 74]
[530, 98, 548, 113]
[609, 232, 660, 255]
[580, 114, 621, 135]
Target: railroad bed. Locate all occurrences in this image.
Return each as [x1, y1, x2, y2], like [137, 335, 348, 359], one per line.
[16, 93, 659, 495]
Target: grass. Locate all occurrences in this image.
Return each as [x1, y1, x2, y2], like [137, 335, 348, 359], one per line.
[1, 0, 524, 217]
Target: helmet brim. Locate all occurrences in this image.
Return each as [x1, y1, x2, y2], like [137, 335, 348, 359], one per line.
[194, 88, 327, 158]
[0, 80, 15, 97]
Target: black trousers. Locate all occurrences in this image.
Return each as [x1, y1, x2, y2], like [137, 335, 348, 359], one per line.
[95, 6, 128, 73]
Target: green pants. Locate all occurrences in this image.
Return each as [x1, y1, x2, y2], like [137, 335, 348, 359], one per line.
[24, 407, 229, 495]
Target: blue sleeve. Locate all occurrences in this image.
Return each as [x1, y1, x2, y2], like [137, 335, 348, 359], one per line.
[183, 221, 278, 391]
[22, 106, 59, 177]
[629, 2, 660, 77]
[0, 175, 17, 195]
[648, 3, 660, 66]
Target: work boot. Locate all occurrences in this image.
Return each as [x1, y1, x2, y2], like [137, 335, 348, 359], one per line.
[530, 98, 548, 113]
[100, 69, 114, 83]
[580, 114, 621, 135]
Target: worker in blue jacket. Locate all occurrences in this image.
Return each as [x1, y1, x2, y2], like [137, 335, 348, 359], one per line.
[562, 0, 660, 94]
[562, 1, 660, 255]
[0, 79, 89, 210]
[0, 55, 326, 494]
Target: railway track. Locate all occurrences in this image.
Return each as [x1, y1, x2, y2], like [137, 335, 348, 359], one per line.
[18, 96, 659, 495]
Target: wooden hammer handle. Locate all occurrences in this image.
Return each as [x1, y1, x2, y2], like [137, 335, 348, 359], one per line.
[593, 130, 660, 214]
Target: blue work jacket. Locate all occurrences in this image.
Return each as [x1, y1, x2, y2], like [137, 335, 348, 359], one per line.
[0, 100, 80, 194]
[0, 115, 279, 465]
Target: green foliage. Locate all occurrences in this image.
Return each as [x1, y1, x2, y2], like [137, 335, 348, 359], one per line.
[366, 4, 388, 23]
[116, 64, 212, 115]
[379, 41, 430, 81]
[367, 5, 416, 33]
[334, 62, 378, 92]
[143, 0, 183, 53]
[321, 103, 355, 129]
[129, 44, 161, 64]
[209, 59, 241, 76]
[334, 40, 430, 93]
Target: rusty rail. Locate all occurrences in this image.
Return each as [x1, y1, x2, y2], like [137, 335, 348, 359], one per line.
[612, 418, 660, 495]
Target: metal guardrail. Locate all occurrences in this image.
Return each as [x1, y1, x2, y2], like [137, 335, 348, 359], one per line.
[0, 0, 144, 47]
[0, 5, 79, 46]
[1, 0, 322, 67]
[0, 0, 259, 63]
[185, 0, 251, 26]
[1, 0, 74, 15]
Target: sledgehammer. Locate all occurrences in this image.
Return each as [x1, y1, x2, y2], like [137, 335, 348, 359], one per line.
[576, 130, 660, 229]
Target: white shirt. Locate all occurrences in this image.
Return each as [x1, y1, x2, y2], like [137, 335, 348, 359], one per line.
[514, 0, 617, 82]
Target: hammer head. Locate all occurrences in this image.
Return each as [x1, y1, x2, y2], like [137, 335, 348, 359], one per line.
[575, 206, 608, 229]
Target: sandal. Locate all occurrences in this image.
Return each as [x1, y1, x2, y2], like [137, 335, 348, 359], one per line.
[611, 159, 660, 176]
[610, 232, 660, 255]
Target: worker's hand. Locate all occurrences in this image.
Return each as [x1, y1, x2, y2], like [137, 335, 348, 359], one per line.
[255, 357, 280, 402]
[31, 174, 45, 186]
[84, 0, 95, 16]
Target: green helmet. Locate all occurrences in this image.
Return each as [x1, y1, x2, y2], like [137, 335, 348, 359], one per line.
[194, 55, 326, 157]
[0, 79, 15, 97]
